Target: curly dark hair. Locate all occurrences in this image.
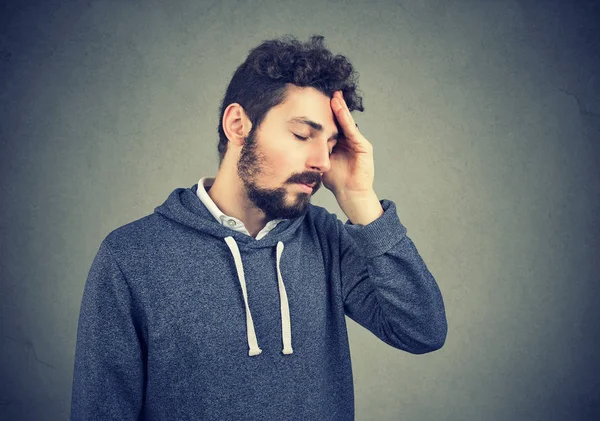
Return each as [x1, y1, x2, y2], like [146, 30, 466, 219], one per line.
[216, 34, 364, 166]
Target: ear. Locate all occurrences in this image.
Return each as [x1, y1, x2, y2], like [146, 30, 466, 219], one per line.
[222, 103, 253, 147]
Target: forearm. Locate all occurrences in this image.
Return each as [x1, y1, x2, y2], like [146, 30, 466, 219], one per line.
[339, 199, 447, 353]
[337, 189, 384, 226]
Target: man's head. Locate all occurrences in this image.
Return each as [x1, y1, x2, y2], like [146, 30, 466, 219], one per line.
[217, 35, 364, 219]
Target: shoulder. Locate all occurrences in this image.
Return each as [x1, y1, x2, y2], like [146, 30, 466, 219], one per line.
[305, 202, 345, 236]
[307, 202, 337, 221]
[102, 212, 166, 256]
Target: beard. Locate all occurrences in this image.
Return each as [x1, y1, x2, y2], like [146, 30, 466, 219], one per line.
[236, 128, 321, 220]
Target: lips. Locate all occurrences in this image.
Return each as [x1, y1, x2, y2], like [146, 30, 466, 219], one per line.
[300, 182, 316, 191]
[296, 182, 315, 193]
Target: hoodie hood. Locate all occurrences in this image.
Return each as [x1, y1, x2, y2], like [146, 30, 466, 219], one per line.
[153, 183, 308, 356]
[154, 184, 306, 248]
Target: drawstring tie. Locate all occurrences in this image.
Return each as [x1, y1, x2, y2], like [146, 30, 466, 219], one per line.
[224, 236, 293, 357]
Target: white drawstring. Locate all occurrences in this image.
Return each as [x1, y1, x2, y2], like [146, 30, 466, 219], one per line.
[224, 237, 293, 356]
[276, 241, 293, 354]
[224, 237, 262, 356]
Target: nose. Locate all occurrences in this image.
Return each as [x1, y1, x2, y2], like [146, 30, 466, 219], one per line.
[307, 141, 332, 173]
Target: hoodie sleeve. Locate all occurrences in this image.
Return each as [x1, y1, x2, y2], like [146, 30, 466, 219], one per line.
[338, 199, 447, 354]
[71, 239, 145, 420]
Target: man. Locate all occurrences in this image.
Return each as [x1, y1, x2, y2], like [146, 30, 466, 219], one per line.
[70, 34, 447, 420]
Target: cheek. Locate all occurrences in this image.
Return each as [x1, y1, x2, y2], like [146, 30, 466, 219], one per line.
[258, 131, 302, 177]
[269, 149, 294, 172]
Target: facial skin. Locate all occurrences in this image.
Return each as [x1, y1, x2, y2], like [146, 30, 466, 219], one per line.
[209, 84, 340, 236]
[237, 127, 315, 220]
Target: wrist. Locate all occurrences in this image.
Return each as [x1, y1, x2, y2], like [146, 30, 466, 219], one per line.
[337, 190, 383, 225]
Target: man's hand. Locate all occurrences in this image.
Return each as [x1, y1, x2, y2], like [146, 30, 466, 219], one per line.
[323, 90, 374, 200]
[324, 90, 383, 225]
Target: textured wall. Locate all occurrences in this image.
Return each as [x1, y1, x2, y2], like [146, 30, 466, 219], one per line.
[1, 0, 599, 420]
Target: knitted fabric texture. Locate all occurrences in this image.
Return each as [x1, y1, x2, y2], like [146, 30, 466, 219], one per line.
[70, 183, 447, 420]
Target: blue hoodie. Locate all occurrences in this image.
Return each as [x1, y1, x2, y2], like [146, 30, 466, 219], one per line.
[71, 183, 447, 420]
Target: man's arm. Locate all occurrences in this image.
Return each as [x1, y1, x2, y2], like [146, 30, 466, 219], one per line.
[325, 90, 446, 353]
[338, 198, 447, 354]
[71, 239, 145, 420]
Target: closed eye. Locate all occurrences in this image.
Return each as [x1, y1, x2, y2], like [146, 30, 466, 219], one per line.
[293, 134, 308, 140]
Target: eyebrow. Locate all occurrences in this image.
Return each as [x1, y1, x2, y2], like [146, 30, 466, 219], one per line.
[287, 117, 340, 141]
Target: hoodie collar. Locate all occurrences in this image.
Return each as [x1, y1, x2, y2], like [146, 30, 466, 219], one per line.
[154, 183, 307, 248]
[196, 176, 286, 240]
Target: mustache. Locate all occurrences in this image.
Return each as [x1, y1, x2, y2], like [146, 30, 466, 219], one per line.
[289, 174, 321, 186]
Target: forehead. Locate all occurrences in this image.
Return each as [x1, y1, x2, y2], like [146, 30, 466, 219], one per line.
[267, 85, 340, 135]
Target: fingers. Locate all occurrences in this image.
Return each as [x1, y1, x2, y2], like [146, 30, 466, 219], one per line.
[331, 90, 361, 141]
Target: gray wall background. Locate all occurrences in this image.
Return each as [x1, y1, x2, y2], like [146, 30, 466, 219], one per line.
[1, 0, 599, 420]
